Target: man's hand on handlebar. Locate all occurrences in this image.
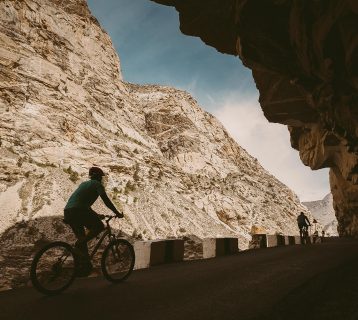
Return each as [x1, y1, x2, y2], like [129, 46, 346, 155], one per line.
[98, 213, 123, 220]
[115, 211, 124, 218]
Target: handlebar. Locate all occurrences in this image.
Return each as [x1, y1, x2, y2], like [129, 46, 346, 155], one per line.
[98, 214, 121, 223]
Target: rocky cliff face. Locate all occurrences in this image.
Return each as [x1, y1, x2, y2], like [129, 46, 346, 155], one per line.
[303, 194, 338, 236]
[151, 0, 358, 237]
[0, 0, 313, 289]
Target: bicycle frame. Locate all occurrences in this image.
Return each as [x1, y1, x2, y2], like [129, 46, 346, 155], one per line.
[299, 225, 311, 244]
[31, 215, 127, 295]
[89, 216, 117, 260]
[300, 225, 309, 236]
[56, 216, 117, 263]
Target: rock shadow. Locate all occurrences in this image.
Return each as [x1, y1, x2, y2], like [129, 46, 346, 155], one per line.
[0, 216, 130, 291]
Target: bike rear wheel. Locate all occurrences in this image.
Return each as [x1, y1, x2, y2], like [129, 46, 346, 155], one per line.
[101, 239, 135, 283]
[30, 241, 76, 295]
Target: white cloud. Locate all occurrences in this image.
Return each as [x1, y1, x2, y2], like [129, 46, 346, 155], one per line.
[214, 94, 330, 202]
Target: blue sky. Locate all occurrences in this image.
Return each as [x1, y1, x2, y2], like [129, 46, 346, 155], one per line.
[87, 0, 330, 201]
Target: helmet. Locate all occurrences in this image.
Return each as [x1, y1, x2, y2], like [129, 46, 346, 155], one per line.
[89, 166, 105, 177]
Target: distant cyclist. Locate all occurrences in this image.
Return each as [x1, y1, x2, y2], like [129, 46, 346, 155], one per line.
[64, 167, 123, 276]
[297, 212, 311, 239]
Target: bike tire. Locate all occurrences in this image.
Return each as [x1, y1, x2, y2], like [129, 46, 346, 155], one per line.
[30, 241, 76, 295]
[101, 239, 135, 283]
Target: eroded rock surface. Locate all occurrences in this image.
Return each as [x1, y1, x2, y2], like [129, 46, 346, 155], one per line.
[0, 0, 314, 289]
[151, 0, 358, 237]
[303, 193, 338, 236]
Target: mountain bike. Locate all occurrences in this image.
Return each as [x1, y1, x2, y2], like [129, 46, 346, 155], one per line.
[30, 215, 135, 295]
[300, 225, 311, 245]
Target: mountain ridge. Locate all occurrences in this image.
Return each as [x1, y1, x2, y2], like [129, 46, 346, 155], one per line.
[303, 194, 338, 236]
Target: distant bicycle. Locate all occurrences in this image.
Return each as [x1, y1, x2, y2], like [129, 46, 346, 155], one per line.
[30, 215, 135, 295]
[300, 225, 311, 245]
[312, 231, 322, 244]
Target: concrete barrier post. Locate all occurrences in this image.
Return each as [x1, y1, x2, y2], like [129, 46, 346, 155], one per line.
[165, 239, 184, 262]
[151, 239, 185, 265]
[294, 236, 301, 244]
[277, 235, 285, 246]
[288, 236, 295, 245]
[134, 241, 151, 269]
[216, 238, 238, 256]
[202, 239, 216, 258]
[266, 235, 278, 247]
[284, 236, 289, 245]
[225, 238, 239, 255]
[249, 234, 267, 249]
[216, 238, 226, 256]
[150, 240, 167, 266]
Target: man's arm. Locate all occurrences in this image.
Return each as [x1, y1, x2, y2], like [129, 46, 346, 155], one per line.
[100, 192, 123, 217]
[305, 216, 311, 226]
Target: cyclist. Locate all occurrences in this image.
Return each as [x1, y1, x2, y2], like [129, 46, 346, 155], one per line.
[64, 166, 123, 276]
[297, 211, 311, 241]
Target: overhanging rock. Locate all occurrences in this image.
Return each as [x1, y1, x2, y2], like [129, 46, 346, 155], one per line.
[151, 0, 358, 237]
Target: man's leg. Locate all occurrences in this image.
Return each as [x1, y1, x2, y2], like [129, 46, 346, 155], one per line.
[75, 211, 103, 277]
[68, 223, 90, 259]
[79, 208, 105, 247]
[64, 208, 89, 258]
[64, 209, 94, 276]
[299, 226, 304, 243]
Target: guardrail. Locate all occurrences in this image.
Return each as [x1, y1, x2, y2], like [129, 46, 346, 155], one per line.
[249, 234, 325, 249]
[134, 235, 325, 270]
[134, 237, 238, 270]
[134, 239, 184, 269]
[202, 238, 238, 258]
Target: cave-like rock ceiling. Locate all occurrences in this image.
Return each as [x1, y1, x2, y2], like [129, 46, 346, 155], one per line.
[151, 0, 358, 237]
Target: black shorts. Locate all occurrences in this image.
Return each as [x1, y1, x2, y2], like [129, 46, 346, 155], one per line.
[64, 207, 103, 231]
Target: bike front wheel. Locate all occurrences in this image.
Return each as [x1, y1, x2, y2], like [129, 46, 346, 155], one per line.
[30, 241, 76, 295]
[101, 239, 135, 283]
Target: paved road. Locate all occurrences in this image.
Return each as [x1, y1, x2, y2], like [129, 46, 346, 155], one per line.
[1, 239, 358, 320]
